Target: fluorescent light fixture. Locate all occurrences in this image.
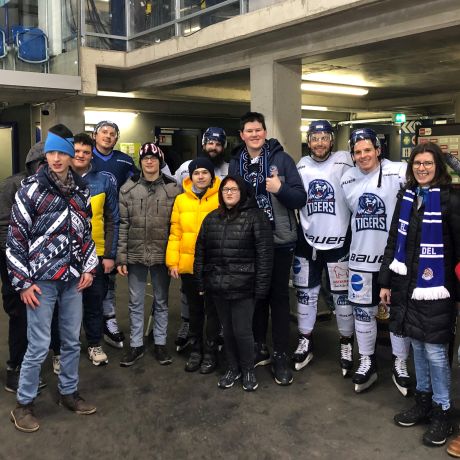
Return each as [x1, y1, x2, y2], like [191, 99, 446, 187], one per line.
[97, 91, 136, 98]
[301, 105, 328, 111]
[302, 73, 373, 87]
[84, 110, 139, 126]
[301, 82, 368, 96]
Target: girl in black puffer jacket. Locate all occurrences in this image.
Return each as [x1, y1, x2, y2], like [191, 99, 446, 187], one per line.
[194, 175, 273, 391]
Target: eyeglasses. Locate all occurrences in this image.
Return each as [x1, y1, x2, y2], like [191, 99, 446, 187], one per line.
[310, 135, 331, 143]
[142, 155, 158, 162]
[412, 161, 434, 169]
[222, 187, 239, 194]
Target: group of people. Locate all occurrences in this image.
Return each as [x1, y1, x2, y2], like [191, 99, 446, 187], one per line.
[1, 113, 460, 455]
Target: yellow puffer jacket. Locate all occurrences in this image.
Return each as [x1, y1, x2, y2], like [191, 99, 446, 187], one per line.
[166, 176, 221, 274]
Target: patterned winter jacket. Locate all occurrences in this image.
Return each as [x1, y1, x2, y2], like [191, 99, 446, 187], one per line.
[6, 165, 98, 291]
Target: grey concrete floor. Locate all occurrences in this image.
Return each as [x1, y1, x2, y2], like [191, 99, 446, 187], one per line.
[0, 276, 457, 459]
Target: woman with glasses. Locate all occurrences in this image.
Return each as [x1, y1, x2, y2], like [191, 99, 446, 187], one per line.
[379, 142, 460, 448]
[194, 175, 273, 391]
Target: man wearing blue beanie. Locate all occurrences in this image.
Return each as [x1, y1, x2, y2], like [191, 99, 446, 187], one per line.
[7, 124, 99, 432]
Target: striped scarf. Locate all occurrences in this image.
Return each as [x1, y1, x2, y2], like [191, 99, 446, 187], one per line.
[389, 187, 449, 300]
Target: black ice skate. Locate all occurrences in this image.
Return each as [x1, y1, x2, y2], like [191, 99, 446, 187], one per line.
[392, 355, 412, 397]
[340, 335, 354, 378]
[292, 334, 313, 371]
[353, 354, 377, 393]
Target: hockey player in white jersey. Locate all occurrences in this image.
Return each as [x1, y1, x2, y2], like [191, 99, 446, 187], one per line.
[293, 120, 355, 376]
[341, 128, 411, 395]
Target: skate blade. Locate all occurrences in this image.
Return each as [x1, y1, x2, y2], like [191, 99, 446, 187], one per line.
[104, 335, 124, 349]
[342, 367, 352, 378]
[354, 373, 378, 393]
[392, 374, 410, 397]
[176, 341, 191, 353]
[294, 353, 313, 371]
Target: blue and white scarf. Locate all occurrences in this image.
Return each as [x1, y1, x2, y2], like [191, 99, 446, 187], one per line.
[389, 187, 449, 300]
[239, 143, 274, 223]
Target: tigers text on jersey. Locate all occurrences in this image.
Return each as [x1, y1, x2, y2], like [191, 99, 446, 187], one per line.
[341, 159, 407, 272]
[297, 150, 353, 250]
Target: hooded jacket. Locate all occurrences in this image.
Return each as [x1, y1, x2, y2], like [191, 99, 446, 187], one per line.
[117, 172, 180, 266]
[228, 138, 307, 247]
[166, 176, 221, 274]
[194, 175, 274, 300]
[6, 165, 98, 290]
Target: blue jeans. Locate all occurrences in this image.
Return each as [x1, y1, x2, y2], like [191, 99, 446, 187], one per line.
[411, 338, 451, 410]
[128, 264, 170, 347]
[17, 279, 83, 405]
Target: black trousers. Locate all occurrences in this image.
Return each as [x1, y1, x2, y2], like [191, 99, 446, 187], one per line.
[215, 296, 255, 371]
[252, 246, 294, 354]
[181, 274, 219, 351]
[0, 249, 27, 369]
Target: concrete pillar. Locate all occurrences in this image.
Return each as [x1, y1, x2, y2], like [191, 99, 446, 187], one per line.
[40, 97, 85, 136]
[250, 60, 302, 161]
[454, 94, 460, 123]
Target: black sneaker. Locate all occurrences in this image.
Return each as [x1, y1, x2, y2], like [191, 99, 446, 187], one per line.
[103, 315, 125, 349]
[242, 369, 258, 392]
[5, 368, 47, 394]
[185, 351, 202, 372]
[218, 368, 241, 389]
[200, 342, 217, 374]
[394, 390, 432, 427]
[254, 342, 271, 367]
[272, 351, 293, 386]
[423, 404, 454, 446]
[175, 319, 191, 352]
[154, 345, 173, 365]
[119, 346, 145, 367]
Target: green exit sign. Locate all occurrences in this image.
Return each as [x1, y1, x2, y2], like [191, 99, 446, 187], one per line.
[393, 113, 406, 123]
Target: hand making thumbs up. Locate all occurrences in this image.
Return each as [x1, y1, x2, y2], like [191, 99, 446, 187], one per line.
[266, 168, 282, 194]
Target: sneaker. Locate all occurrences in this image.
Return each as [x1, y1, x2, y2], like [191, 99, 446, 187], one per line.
[254, 342, 271, 367]
[242, 369, 258, 392]
[175, 319, 191, 352]
[59, 391, 96, 415]
[10, 403, 39, 432]
[52, 354, 61, 375]
[88, 346, 108, 366]
[218, 368, 241, 389]
[272, 351, 293, 386]
[392, 355, 412, 396]
[200, 342, 217, 374]
[154, 345, 173, 365]
[394, 390, 432, 427]
[352, 354, 377, 393]
[423, 404, 454, 447]
[119, 346, 145, 367]
[292, 334, 313, 371]
[103, 315, 125, 349]
[185, 351, 202, 372]
[340, 335, 354, 377]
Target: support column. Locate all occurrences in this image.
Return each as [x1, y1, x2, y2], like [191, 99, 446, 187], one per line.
[454, 94, 460, 123]
[40, 97, 85, 136]
[250, 60, 302, 161]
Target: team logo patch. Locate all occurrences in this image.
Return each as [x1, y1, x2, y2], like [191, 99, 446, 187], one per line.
[292, 257, 302, 275]
[306, 179, 335, 215]
[350, 273, 363, 292]
[296, 291, 309, 305]
[336, 294, 348, 306]
[353, 307, 371, 322]
[422, 267, 434, 281]
[355, 193, 387, 232]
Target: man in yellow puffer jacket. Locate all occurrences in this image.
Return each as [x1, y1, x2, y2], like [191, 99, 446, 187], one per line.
[166, 158, 221, 374]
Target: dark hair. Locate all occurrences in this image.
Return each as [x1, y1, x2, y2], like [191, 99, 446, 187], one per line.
[218, 175, 248, 219]
[74, 132, 93, 147]
[239, 111, 266, 132]
[48, 124, 73, 139]
[405, 142, 451, 188]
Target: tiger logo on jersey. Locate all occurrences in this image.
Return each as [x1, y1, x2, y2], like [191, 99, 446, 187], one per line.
[306, 179, 335, 215]
[355, 193, 387, 232]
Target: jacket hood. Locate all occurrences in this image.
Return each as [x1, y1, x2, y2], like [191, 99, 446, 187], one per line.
[218, 174, 257, 212]
[25, 141, 46, 175]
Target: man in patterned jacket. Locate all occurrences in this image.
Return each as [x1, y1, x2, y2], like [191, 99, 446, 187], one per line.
[7, 124, 98, 433]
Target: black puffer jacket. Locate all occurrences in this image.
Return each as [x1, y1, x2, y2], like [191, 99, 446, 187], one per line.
[194, 193, 274, 301]
[379, 186, 460, 344]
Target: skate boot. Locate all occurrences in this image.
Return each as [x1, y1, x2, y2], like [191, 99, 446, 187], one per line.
[103, 315, 125, 349]
[352, 354, 377, 393]
[175, 318, 191, 353]
[340, 335, 354, 378]
[392, 355, 412, 397]
[292, 334, 313, 371]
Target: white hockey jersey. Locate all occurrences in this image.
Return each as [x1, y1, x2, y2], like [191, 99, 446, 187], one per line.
[174, 160, 229, 190]
[297, 150, 353, 250]
[341, 159, 407, 272]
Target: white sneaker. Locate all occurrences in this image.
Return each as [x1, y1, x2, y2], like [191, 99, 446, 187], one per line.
[88, 346, 108, 366]
[52, 354, 61, 375]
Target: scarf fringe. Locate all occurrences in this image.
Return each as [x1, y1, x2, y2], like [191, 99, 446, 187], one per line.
[389, 259, 407, 275]
[411, 286, 450, 300]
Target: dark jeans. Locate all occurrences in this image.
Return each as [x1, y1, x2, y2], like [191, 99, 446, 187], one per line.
[253, 246, 294, 354]
[215, 296, 255, 371]
[82, 259, 108, 346]
[181, 274, 219, 351]
[0, 249, 27, 369]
